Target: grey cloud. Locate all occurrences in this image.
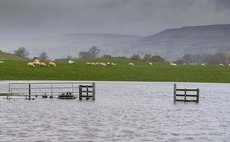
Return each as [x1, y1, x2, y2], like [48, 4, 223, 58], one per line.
[215, 0, 230, 9]
[0, 0, 230, 39]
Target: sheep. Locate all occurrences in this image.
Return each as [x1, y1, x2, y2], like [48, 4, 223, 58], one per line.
[149, 62, 153, 65]
[100, 62, 107, 66]
[68, 60, 75, 64]
[86, 62, 96, 65]
[48, 61, 56, 67]
[170, 63, 177, 67]
[219, 63, 224, 66]
[40, 62, 47, 67]
[0, 61, 4, 63]
[111, 63, 117, 66]
[27, 62, 35, 67]
[201, 63, 205, 66]
[129, 62, 134, 66]
[33, 59, 40, 66]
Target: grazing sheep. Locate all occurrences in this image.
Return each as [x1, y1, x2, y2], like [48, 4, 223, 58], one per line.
[68, 60, 75, 64]
[0, 61, 4, 63]
[219, 63, 224, 66]
[170, 63, 177, 67]
[48, 61, 56, 67]
[129, 62, 134, 66]
[111, 63, 117, 66]
[149, 62, 153, 65]
[27, 62, 35, 67]
[86, 62, 96, 65]
[40, 62, 47, 67]
[100, 62, 107, 66]
[201, 63, 205, 66]
[33, 59, 40, 66]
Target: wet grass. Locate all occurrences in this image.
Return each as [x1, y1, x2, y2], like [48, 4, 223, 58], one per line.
[1, 59, 230, 83]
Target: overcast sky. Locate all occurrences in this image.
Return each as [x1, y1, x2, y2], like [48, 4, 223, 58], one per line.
[0, 0, 230, 39]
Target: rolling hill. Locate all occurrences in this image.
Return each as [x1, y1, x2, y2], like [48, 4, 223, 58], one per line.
[136, 24, 230, 61]
[0, 51, 28, 61]
[0, 24, 230, 61]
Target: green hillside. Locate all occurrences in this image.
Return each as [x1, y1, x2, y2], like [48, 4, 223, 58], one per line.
[0, 51, 28, 61]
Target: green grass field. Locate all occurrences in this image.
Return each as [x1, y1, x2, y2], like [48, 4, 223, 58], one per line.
[1, 58, 230, 82]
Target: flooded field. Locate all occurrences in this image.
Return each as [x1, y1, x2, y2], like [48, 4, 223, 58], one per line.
[0, 81, 229, 141]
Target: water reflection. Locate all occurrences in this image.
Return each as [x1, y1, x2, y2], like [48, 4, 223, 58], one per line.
[0, 81, 229, 141]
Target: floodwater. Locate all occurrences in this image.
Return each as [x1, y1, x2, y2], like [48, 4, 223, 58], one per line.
[0, 81, 229, 142]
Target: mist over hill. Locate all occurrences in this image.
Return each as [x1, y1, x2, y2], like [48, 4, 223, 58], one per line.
[137, 24, 230, 61]
[0, 24, 230, 61]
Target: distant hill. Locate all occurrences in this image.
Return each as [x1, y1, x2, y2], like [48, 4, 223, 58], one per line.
[136, 24, 230, 60]
[0, 24, 230, 61]
[0, 33, 141, 59]
[0, 51, 28, 61]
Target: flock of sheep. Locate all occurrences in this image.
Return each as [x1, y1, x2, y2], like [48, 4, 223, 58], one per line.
[86, 62, 117, 66]
[170, 63, 230, 67]
[25, 59, 230, 68]
[27, 59, 56, 67]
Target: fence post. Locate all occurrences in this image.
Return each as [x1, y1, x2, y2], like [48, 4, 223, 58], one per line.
[174, 84, 176, 103]
[28, 83, 31, 100]
[79, 85, 82, 100]
[184, 89, 187, 102]
[92, 82, 95, 101]
[197, 89, 199, 103]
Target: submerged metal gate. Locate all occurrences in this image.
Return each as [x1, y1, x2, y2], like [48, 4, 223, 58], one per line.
[7, 82, 95, 100]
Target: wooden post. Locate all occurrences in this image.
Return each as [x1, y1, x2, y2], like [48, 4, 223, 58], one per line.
[197, 89, 199, 103]
[28, 83, 31, 100]
[92, 82, 95, 101]
[79, 85, 82, 100]
[174, 84, 176, 103]
[184, 89, 187, 102]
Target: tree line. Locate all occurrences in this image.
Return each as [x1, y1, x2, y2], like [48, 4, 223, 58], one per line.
[13, 47, 230, 64]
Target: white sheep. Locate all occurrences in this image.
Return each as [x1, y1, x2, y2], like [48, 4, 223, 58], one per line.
[40, 62, 47, 67]
[27, 62, 35, 67]
[33, 59, 40, 66]
[48, 61, 56, 67]
[219, 63, 224, 66]
[149, 62, 153, 65]
[201, 63, 205, 66]
[0, 61, 4, 63]
[170, 63, 177, 67]
[68, 60, 75, 64]
[100, 62, 107, 66]
[129, 62, 134, 66]
[111, 63, 117, 66]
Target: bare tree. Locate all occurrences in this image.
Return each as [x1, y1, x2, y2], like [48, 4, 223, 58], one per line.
[88, 46, 100, 58]
[14, 47, 29, 58]
[130, 54, 141, 60]
[143, 54, 152, 61]
[39, 52, 49, 61]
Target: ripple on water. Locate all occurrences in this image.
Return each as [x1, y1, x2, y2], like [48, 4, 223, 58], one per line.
[0, 81, 230, 141]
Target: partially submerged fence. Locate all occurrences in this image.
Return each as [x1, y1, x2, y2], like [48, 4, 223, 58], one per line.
[174, 84, 199, 103]
[7, 82, 95, 101]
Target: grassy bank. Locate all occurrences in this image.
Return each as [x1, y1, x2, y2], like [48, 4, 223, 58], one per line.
[1, 58, 230, 82]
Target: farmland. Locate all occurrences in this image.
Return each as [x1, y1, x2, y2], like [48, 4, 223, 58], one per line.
[1, 58, 230, 83]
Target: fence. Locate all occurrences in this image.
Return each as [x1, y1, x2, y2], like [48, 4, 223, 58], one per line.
[174, 84, 199, 103]
[7, 82, 95, 101]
